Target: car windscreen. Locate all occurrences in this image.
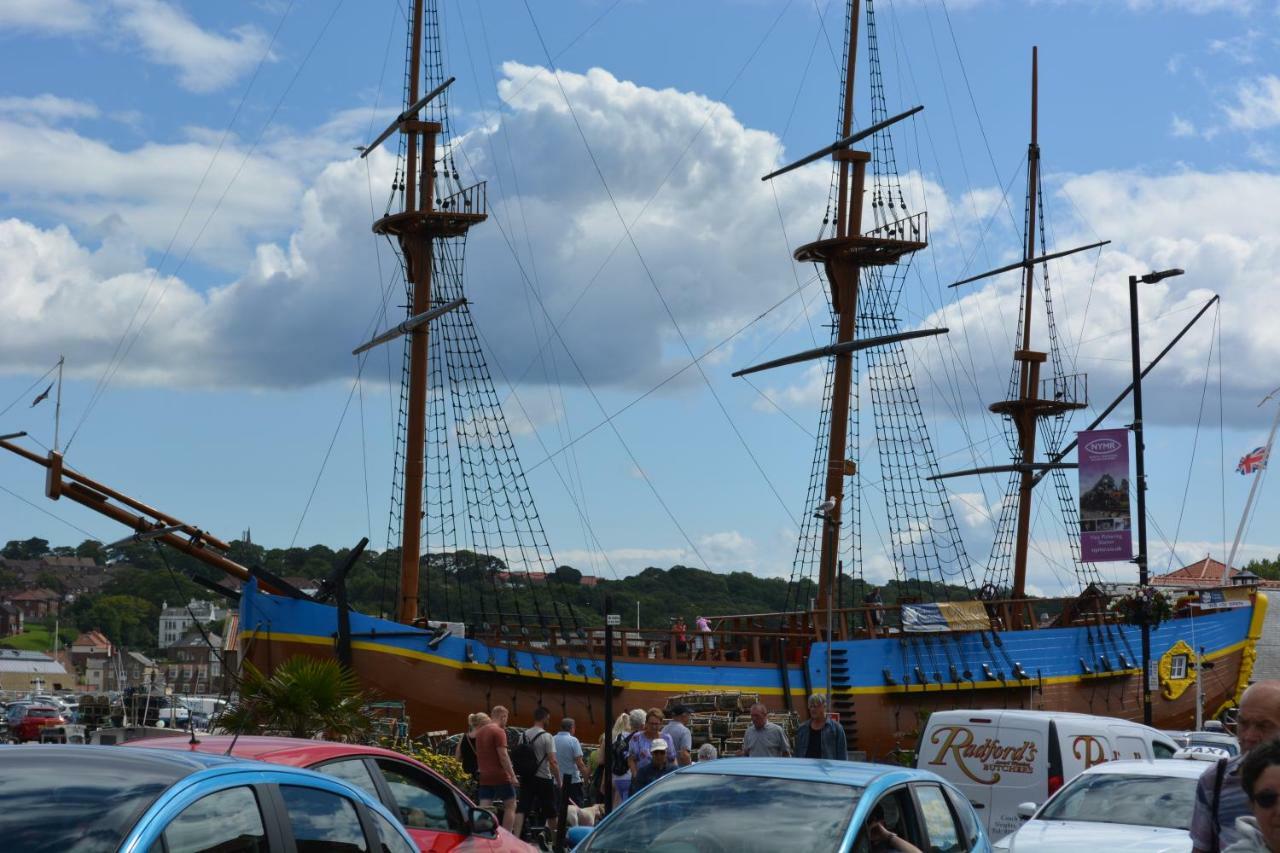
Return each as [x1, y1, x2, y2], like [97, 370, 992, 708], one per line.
[1188, 737, 1238, 756]
[579, 771, 861, 853]
[1037, 772, 1198, 830]
[0, 751, 182, 853]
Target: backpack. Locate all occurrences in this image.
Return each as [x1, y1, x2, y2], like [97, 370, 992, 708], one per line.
[511, 729, 550, 780]
[1210, 756, 1229, 850]
[610, 732, 633, 776]
[458, 734, 478, 775]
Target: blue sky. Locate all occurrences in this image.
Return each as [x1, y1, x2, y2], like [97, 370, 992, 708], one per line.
[1, 0, 1278, 597]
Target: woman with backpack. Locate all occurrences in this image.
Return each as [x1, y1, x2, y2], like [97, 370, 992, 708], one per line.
[604, 710, 644, 807]
[454, 711, 488, 789]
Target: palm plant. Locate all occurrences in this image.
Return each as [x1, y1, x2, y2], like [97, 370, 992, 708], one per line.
[219, 657, 372, 741]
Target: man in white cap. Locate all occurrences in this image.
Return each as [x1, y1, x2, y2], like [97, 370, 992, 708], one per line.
[632, 737, 675, 793]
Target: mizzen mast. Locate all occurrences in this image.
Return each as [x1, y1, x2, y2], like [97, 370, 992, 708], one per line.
[935, 48, 1100, 603]
[367, 0, 486, 625]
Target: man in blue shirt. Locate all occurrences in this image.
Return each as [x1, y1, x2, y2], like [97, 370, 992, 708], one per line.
[553, 717, 589, 806]
[793, 693, 847, 761]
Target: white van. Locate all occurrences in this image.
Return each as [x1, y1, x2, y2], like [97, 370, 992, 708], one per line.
[918, 709, 1180, 839]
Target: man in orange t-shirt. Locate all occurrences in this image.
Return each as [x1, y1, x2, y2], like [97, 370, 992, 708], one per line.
[475, 705, 518, 831]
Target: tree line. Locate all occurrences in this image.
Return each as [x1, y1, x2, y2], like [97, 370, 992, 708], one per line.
[2, 536, 980, 653]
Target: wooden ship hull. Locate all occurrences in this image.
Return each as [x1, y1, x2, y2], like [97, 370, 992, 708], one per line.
[241, 580, 1266, 754]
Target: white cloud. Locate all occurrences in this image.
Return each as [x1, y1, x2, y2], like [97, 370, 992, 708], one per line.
[0, 0, 271, 93]
[1225, 75, 1280, 131]
[696, 530, 756, 566]
[0, 95, 99, 122]
[1170, 114, 1196, 137]
[555, 546, 690, 578]
[0, 0, 94, 34]
[0, 116, 304, 268]
[950, 491, 995, 529]
[1, 63, 1278, 441]
[915, 168, 1280, 430]
[112, 0, 273, 94]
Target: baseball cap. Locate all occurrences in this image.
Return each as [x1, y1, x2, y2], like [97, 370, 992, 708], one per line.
[650, 739, 668, 752]
[670, 704, 691, 717]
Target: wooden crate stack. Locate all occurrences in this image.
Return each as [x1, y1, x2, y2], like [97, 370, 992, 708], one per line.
[663, 690, 796, 758]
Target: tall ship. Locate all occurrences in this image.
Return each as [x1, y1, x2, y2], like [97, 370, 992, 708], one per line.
[2, 0, 1263, 756]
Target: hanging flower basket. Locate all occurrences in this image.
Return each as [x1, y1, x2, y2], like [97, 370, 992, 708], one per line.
[1111, 588, 1174, 628]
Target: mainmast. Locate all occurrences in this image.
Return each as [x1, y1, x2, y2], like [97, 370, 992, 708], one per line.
[373, 0, 486, 624]
[803, 2, 927, 614]
[742, 1, 934, 617]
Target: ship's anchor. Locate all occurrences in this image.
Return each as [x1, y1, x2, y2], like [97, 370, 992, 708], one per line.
[310, 537, 369, 669]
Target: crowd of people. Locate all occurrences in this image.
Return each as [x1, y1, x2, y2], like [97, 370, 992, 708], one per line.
[450, 692, 850, 840]
[445, 685, 1280, 853]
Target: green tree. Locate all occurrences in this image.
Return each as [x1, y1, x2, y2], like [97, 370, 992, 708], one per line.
[554, 565, 583, 585]
[2, 537, 49, 560]
[218, 658, 372, 741]
[75, 540, 106, 564]
[80, 595, 156, 649]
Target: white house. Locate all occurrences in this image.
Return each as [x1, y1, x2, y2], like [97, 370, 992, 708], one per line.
[158, 599, 224, 649]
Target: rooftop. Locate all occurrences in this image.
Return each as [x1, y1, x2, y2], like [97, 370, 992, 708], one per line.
[1154, 555, 1280, 589]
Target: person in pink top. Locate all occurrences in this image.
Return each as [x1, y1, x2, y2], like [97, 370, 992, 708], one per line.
[692, 615, 714, 660]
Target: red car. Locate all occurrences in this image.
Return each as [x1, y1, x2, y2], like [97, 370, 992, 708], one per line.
[129, 735, 531, 852]
[8, 704, 66, 743]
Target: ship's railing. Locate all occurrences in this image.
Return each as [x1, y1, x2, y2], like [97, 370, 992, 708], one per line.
[462, 594, 1140, 662]
[437, 181, 486, 217]
[1042, 372, 1088, 409]
[864, 210, 927, 244]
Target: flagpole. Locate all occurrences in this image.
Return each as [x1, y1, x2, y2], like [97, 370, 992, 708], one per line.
[1221, 387, 1280, 582]
[53, 355, 64, 453]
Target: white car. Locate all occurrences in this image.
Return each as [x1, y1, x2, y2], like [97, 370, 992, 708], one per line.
[993, 759, 1205, 852]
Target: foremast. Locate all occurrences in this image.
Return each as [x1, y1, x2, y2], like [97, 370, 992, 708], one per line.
[373, 0, 486, 625]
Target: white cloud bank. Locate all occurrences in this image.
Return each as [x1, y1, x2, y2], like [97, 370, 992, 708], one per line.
[0, 62, 1277, 436]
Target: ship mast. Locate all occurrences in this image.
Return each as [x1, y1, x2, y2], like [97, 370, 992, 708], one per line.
[804, 3, 928, 614]
[372, 0, 487, 624]
[742, 1, 933, 618]
[964, 48, 1089, 603]
[1006, 47, 1045, 602]
[818, 0, 864, 615]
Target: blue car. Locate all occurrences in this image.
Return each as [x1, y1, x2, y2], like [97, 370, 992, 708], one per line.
[0, 744, 419, 852]
[569, 758, 992, 852]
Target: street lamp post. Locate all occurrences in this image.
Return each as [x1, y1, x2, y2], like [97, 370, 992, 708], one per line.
[1128, 267, 1183, 726]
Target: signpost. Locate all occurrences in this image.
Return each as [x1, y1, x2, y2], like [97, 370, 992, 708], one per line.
[602, 600, 617, 815]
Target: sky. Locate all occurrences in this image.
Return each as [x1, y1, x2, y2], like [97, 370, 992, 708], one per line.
[1, 0, 1279, 600]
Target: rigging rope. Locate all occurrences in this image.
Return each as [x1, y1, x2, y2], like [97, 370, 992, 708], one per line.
[66, 0, 334, 453]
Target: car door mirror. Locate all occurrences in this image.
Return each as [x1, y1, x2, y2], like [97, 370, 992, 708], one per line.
[469, 807, 498, 836]
[1016, 802, 1037, 820]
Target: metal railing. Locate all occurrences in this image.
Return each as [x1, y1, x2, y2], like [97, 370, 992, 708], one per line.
[864, 210, 927, 244]
[437, 181, 486, 217]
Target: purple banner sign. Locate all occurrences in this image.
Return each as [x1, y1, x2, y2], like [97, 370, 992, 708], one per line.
[1078, 428, 1133, 562]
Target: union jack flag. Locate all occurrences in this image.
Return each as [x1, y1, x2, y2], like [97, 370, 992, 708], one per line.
[1238, 446, 1269, 475]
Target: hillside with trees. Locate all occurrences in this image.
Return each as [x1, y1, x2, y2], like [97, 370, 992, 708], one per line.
[2, 536, 979, 653]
